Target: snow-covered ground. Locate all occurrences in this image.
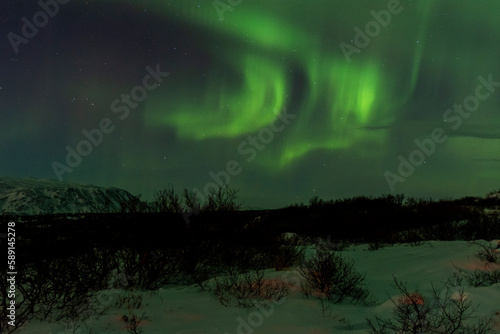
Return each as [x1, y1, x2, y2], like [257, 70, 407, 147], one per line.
[19, 240, 500, 333]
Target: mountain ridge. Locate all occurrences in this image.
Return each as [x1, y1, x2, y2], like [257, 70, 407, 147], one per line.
[0, 176, 137, 216]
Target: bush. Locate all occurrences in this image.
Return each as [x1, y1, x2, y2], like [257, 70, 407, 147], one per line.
[209, 268, 289, 308]
[116, 290, 148, 334]
[20, 251, 112, 323]
[273, 243, 305, 270]
[367, 276, 492, 334]
[447, 265, 500, 288]
[470, 241, 499, 264]
[298, 247, 373, 305]
[0, 250, 114, 333]
[202, 186, 242, 212]
[0, 269, 36, 333]
[152, 185, 183, 213]
[113, 247, 180, 290]
[118, 194, 151, 213]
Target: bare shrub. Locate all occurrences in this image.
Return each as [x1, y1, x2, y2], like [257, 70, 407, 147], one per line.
[29, 253, 112, 323]
[113, 247, 179, 290]
[0, 267, 37, 333]
[367, 276, 493, 334]
[123, 313, 148, 334]
[152, 184, 183, 213]
[202, 186, 242, 212]
[298, 247, 374, 305]
[470, 241, 499, 264]
[183, 260, 219, 291]
[209, 269, 289, 308]
[273, 238, 305, 271]
[118, 194, 150, 213]
[448, 265, 500, 288]
[117, 291, 148, 334]
[1, 247, 116, 333]
[183, 188, 201, 212]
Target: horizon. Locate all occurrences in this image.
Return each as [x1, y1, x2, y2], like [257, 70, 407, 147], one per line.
[1, 175, 499, 213]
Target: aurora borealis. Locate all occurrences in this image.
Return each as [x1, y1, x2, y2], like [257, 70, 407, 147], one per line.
[1, 0, 500, 208]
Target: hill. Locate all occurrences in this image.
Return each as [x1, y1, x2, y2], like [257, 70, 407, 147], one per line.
[0, 176, 136, 215]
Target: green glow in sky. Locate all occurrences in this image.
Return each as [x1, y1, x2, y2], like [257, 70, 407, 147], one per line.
[5, 0, 500, 208]
[85, 1, 500, 203]
[141, 0, 427, 167]
[279, 58, 391, 167]
[146, 52, 287, 139]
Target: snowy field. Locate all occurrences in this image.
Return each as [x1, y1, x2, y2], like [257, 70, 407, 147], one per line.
[18, 240, 500, 334]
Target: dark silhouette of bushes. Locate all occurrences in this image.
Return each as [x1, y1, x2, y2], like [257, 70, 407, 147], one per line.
[128, 184, 242, 214]
[0, 269, 36, 333]
[273, 241, 306, 271]
[298, 247, 374, 305]
[0, 249, 114, 333]
[151, 184, 184, 213]
[113, 247, 181, 290]
[201, 186, 242, 212]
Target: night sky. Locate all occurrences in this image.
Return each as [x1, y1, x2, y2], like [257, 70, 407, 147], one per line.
[1, 0, 500, 208]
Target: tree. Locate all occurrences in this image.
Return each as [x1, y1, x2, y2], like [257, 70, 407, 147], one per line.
[202, 186, 242, 212]
[119, 194, 150, 213]
[183, 188, 201, 212]
[152, 185, 183, 213]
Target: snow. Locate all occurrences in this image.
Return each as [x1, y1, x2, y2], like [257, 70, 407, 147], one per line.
[0, 176, 136, 215]
[17, 240, 500, 333]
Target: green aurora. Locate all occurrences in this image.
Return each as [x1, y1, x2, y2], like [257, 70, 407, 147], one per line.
[1, 0, 500, 207]
[142, 0, 431, 167]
